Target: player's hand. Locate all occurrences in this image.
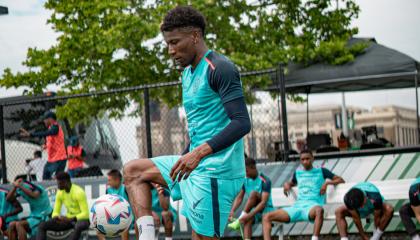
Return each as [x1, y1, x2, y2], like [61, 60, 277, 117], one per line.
[13, 178, 23, 187]
[170, 150, 202, 181]
[320, 183, 328, 195]
[228, 212, 234, 222]
[19, 128, 30, 137]
[283, 183, 291, 197]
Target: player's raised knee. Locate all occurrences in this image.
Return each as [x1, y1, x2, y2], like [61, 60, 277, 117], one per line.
[384, 204, 394, 215]
[335, 206, 345, 217]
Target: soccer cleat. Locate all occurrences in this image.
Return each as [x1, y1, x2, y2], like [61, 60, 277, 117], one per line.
[228, 219, 241, 231]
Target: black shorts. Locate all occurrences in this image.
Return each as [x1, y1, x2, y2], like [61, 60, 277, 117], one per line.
[409, 183, 420, 206]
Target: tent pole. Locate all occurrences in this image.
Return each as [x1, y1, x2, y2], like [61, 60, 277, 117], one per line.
[415, 74, 419, 144]
[306, 92, 309, 138]
[278, 64, 289, 161]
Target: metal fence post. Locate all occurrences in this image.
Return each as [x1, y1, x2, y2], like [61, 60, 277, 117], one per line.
[144, 88, 153, 158]
[0, 105, 7, 183]
[278, 64, 289, 161]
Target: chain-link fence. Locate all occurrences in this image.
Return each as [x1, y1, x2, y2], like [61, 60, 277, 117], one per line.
[0, 65, 291, 183]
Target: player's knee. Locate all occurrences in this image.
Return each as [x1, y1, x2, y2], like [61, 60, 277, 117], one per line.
[161, 211, 171, 222]
[384, 204, 394, 216]
[335, 207, 345, 218]
[399, 204, 409, 215]
[315, 207, 324, 217]
[263, 213, 272, 223]
[249, 191, 260, 200]
[8, 221, 16, 229]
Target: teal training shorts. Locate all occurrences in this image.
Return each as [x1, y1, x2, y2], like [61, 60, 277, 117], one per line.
[283, 201, 322, 223]
[151, 155, 244, 237]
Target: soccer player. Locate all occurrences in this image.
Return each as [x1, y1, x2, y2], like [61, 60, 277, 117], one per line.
[262, 150, 345, 240]
[335, 182, 394, 240]
[20, 111, 67, 180]
[123, 5, 250, 240]
[7, 178, 52, 240]
[399, 177, 420, 240]
[228, 157, 275, 239]
[0, 187, 22, 236]
[36, 172, 89, 240]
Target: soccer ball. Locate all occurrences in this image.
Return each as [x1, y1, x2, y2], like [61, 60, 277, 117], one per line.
[90, 194, 133, 237]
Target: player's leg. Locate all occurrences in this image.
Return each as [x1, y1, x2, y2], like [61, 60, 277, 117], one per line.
[96, 231, 106, 240]
[15, 220, 30, 240]
[335, 205, 352, 239]
[7, 221, 17, 240]
[262, 209, 291, 240]
[121, 229, 130, 240]
[191, 230, 218, 240]
[123, 158, 168, 239]
[308, 206, 324, 239]
[36, 218, 74, 240]
[413, 205, 420, 227]
[229, 191, 261, 230]
[399, 203, 418, 237]
[69, 220, 90, 240]
[161, 210, 173, 239]
[376, 203, 394, 231]
[152, 211, 161, 239]
[243, 217, 254, 240]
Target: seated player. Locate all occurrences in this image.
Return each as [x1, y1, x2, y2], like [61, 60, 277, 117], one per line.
[262, 150, 344, 240]
[0, 187, 22, 236]
[151, 184, 177, 240]
[7, 178, 53, 240]
[335, 182, 394, 240]
[37, 172, 89, 240]
[399, 177, 420, 240]
[228, 157, 275, 239]
[97, 169, 132, 240]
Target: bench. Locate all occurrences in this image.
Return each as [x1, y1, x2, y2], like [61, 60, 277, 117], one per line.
[271, 178, 414, 239]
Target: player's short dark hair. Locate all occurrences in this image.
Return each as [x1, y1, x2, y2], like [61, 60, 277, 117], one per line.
[245, 157, 256, 167]
[55, 172, 71, 183]
[160, 6, 206, 36]
[300, 149, 313, 156]
[34, 150, 42, 158]
[108, 169, 122, 180]
[344, 188, 364, 210]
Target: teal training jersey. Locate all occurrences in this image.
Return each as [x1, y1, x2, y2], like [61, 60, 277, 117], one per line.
[182, 50, 245, 179]
[0, 188, 19, 223]
[106, 185, 129, 202]
[412, 177, 420, 186]
[243, 173, 274, 212]
[352, 182, 384, 217]
[292, 167, 336, 205]
[17, 181, 52, 216]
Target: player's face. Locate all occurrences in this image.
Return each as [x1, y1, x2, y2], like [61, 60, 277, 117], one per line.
[163, 29, 197, 68]
[107, 176, 121, 189]
[245, 165, 257, 178]
[57, 179, 67, 190]
[300, 153, 314, 170]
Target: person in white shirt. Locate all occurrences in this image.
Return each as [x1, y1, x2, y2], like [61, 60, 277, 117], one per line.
[26, 151, 46, 181]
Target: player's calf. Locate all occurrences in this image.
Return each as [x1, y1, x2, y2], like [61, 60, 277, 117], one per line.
[309, 206, 324, 240]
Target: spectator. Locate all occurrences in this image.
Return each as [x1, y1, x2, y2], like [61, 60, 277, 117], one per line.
[20, 111, 67, 180]
[67, 136, 86, 178]
[36, 172, 89, 240]
[25, 150, 46, 181]
[0, 187, 22, 235]
[7, 178, 52, 239]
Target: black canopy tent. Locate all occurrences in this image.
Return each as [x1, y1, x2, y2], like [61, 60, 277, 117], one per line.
[268, 38, 420, 160]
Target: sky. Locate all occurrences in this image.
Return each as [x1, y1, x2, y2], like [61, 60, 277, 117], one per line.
[0, 0, 420, 162]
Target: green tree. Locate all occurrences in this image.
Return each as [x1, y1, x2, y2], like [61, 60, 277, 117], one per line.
[1, 0, 363, 124]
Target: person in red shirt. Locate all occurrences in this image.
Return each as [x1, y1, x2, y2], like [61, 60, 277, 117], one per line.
[20, 111, 67, 180]
[66, 136, 86, 178]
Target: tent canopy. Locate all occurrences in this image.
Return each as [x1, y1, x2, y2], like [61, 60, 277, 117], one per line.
[268, 38, 419, 94]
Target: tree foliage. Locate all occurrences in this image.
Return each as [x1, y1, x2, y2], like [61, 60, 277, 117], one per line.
[1, 0, 363, 124]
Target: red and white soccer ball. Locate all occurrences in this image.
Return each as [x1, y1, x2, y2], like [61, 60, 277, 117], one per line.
[90, 194, 133, 237]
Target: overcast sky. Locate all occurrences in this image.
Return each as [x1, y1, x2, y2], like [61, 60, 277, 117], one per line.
[1, 0, 420, 161]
